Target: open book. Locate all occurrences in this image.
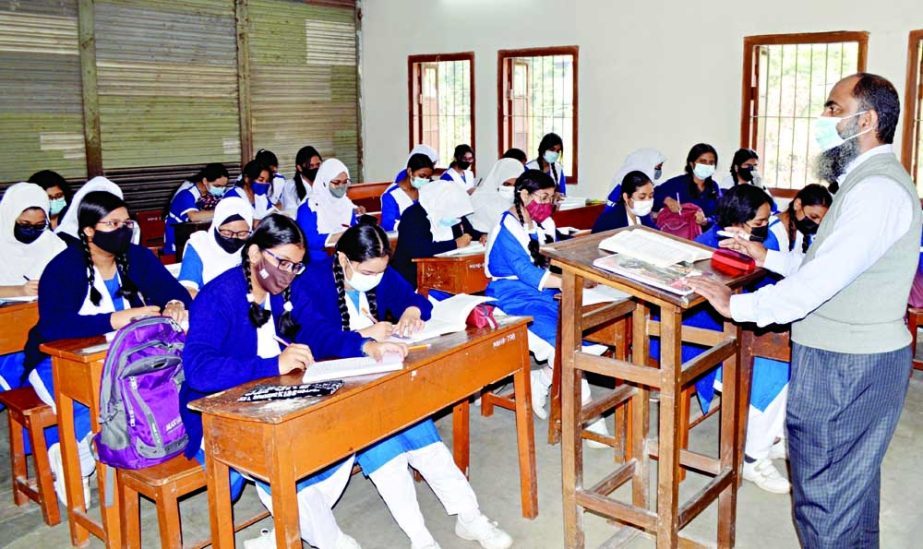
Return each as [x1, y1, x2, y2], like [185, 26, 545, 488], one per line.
[302, 353, 404, 384]
[388, 294, 495, 344]
[0, 295, 38, 304]
[598, 229, 711, 268]
[435, 241, 486, 257]
[593, 254, 699, 296]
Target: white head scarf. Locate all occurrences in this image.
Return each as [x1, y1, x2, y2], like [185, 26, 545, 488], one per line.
[469, 158, 524, 233]
[0, 183, 66, 285]
[611, 148, 666, 187]
[184, 197, 254, 286]
[308, 159, 356, 234]
[418, 179, 474, 242]
[407, 144, 439, 166]
[56, 176, 123, 238]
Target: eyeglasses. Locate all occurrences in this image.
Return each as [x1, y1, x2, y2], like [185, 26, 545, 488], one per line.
[15, 222, 49, 231]
[531, 193, 556, 204]
[217, 229, 252, 239]
[329, 178, 351, 187]
[96, 219, 137, 230]
[263, 249, 306, 275]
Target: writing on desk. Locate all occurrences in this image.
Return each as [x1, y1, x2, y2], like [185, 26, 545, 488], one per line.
[492, 333, 517, 348]
[468, 263, 483, 270]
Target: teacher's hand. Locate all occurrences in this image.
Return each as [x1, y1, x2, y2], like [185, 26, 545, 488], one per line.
[719, 230, 768, 266]
[685, 276, 732, 318]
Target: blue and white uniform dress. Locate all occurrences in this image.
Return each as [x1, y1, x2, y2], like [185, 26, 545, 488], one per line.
[178, 197, 253, 293]
[165, 184, 206, 255]
[380, 184, 416, 231]
[440, 168, 475, 193]
[222, 185, 274, 221]
[525, 159, 566, 195]
[295, 159, 357, 262]
[484, 211, 558, 361]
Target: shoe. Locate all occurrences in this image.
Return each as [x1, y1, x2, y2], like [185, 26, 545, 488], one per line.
[742, 458, 791, 494]
[455, 514, 513, 549]
[243, 528, 275, 549]
[769, 439, 788, 461]
[336, 533, 362, 549]
[530, 370, 550, 420]
[48, 443, 93, 506]
[584, 417, 610, 449]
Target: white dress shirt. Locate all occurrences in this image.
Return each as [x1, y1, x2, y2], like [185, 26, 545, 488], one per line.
[729, 145, 914, 327]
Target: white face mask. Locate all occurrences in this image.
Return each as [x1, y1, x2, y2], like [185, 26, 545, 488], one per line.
[629, 199, 654, 217]
[693, 163, 716, 180]
[813, 111, 871, 152]
[498, 186, 515, 201]
[345, 262, 383, 293]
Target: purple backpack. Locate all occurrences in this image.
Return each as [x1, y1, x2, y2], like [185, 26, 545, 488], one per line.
[94, 316, 188, 472]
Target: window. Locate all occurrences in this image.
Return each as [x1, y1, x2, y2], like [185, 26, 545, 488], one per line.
[498, 46, 578, 182]
[740, 32, 868, 194]
[408, 53, 474, 168]
[902, 30, 923, 192]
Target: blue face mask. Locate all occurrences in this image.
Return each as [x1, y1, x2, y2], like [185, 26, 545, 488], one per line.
[208, 185, 227, 197]
[438, 217, 461, 227]
[543, 150, 560, 165]
[813, 111, 870, 152]
[411, 177, 430, 190]
[252, 182, 270, 196]
[49, 197, 66, 216]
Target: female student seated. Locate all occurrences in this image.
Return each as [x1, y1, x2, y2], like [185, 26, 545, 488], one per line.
[25, 191, 191, 503]
[293, 221, 512, 549]
[440, 144, 476, 192]
[501, 148, 528, 165]
[719, 148, 777, 212]
[253, 148, 287, 208]
[766, 184, 831, 273]
[653, 143, 722, 229]
[393, 144, 439, 184]
[296, 158, 357, 262]
[165, 163, 231, 255]
[178, 196, 253, 297]
[468, 158, 525, 233]
[28, 169, 72, 229]
[525, 132, 567, 195]
[380, 153, 432, 231]
[181, 215, 362, 549]
[0, 183, 66, 395]
[224, 160, 274, 221]
[592, 170, 657, 233]
[282, 145, 323, 210]
[391, 176, 484, 287]
[55, 176, 139, 247]
[604, 148, 665, 210]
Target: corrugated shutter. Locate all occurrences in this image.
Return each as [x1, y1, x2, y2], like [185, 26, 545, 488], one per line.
[94, 0, 240, 170]
[0, 1, 86, 183]
[248, 0, 360, 178]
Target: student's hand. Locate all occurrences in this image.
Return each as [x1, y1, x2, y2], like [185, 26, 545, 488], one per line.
[161, 300, 188, 326]
[394, 307, 425, 338]
[279, 343, 314, 375]
[362, 341, 408, 361]
[359, 321, 394, 342]
[718, 230, 768, 266]
[21, 280, 39, 296]
[478, 235, 488, 245]
[356, 205, 367, 215]
[694, 210, 707, 225]
[663, 197, 682, 214]
[467, 188, 476, 196]
[455, 233, 472, 248]
[583, 279, 597, 289]
[684, 276, 732, 318]
[110, 306, 162, 330]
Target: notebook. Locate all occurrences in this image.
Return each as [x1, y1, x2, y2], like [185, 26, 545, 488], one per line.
[598, 228, 711, 268]
[435, 241, 486, 257]
[388, 294, 496, 344]
[581, 285, 631, 306]
[0, 295, 38, 303]
[592, 253, 700, 297]
[302, 353, 404, 384]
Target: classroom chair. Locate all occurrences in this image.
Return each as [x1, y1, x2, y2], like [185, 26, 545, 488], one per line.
[0, 387, 60, 526]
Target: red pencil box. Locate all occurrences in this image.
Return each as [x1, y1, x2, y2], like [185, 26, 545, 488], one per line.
[711, 248, 756, 276]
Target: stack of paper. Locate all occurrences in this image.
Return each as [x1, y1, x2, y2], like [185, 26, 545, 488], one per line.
[435, 241, 486, 257]
[598, 229, 711, 267]
[388, 294, 495, 344]
[0, 295, 38, 304]
[581, 285, 631, 306]
[302, 353, 404, 383]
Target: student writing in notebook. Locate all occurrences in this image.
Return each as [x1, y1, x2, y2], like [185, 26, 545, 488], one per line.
[178, 196, 253, 298]
[296, 158, 357, 262]
[292, 221, 512, 549]
[24, 190, 191, 505]
[380, 152, 431, 232]
[180, 215, 363, 549]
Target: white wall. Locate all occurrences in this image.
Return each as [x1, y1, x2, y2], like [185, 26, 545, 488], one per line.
[360, 0, 923, 198]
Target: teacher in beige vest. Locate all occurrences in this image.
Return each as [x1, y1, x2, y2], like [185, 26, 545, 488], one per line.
[689, 73, 921, 548]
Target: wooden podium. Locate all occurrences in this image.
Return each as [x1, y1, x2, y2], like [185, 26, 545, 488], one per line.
[541, 226, 765, 549]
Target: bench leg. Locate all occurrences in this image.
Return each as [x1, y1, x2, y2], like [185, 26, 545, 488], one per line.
[27, 417, 60, 526]
[156, 490, 183, 549]
[9, 414, 27, 506]
[120, 480, 142, 549]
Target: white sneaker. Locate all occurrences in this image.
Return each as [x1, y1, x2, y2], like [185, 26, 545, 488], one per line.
[769, 439, 788, 461]
[742, 458, 791, 494]
[530, 370, 550, 420]
[455, 514, 513, 549]
[584, 417, 610, 449]
[48, 443, 93, 506]
[336, 532, 362, 549]
[243, 528, 275, 549]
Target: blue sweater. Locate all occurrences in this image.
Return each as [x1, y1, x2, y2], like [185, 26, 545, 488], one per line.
[180, 268, 366, 457]
[391, 203, 457, 287]
[25, 244, 192, 369]
[295, 202, 357, 262]
[591, 203, 657, 233]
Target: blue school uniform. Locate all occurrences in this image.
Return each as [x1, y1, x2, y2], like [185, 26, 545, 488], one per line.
[649, 225, 789, 413]
[380, 183, 416, 231]
[440, 169, 474, 190]
[165, 185, 205, 255]
[485, 211, 559, 345]
[295, 202, 357, 262]
[223, 186, 274, 220]
[291, 260, 441, 475]
[390, 203, 483, 287]
[525, 159, 567, 195]
[653, 174, 722, 229]
[591, 202, 657, 234]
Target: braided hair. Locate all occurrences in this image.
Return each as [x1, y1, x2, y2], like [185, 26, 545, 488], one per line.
[240, 214, 305, 339]
[513, 169, 557, 268]
[537, 133, 563, 184]
[786, 184, 832, 253]
[77, 191, 139, 306]
[333, 218, 390, 331]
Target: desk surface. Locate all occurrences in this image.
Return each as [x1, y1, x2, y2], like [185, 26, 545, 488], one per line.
[0, 301, 38, 356]
[541, 226, 765, 309]
[39, 336, 108, 363]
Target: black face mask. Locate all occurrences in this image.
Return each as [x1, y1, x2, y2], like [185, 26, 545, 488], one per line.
[92, 226, 132, 254]
[13, 224, 46, 244]
[795, 215, 819, 235]
[748, 224, 769, 243]
[738, 166, 755, 182]
[457, 160, 471, 170]
[303, 167, 319, 182]
[214, 230, 247, 254]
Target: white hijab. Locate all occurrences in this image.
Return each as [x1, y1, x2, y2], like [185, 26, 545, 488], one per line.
[185, 197, 253, 285]
[612, 148, 666, 187]
[0, 183, 66, 285]
[469, 158, 524, 233]
[407, 144, 439, 166]
[418, 179, 474, 242]
[56, 176, 139, 244]
[308, 159, 356, 234]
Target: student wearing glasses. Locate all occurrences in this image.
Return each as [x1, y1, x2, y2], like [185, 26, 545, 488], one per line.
[23, 190, 191, 504]
[296, 158, 357, 262]
[178, 197, 254, 298]
[55, 176, 140, 247]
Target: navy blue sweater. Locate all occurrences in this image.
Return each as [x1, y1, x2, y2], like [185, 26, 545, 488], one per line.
[591, 203, 657, 234]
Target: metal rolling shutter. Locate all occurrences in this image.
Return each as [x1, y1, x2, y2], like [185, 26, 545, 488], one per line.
[247, 0, 360, 179]
[0, 1, 86, 183]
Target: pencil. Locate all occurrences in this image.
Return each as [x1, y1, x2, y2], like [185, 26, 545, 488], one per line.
[273, 335, 291, 348]
[22, 275, 30, 282]
[407, 343, 431, 351]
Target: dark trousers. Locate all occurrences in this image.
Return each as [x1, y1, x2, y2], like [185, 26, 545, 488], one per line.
[787, 343, 911, 548]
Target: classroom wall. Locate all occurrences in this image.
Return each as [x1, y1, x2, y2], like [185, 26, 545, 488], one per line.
[359, 0, 923, 198]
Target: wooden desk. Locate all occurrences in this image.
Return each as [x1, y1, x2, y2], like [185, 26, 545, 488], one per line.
[347, 181, 391, 213]
[413, 252, 489, 297]
[542, 226, 764, 549]
[0, 301, 38, 356]
[552, 203, 605, 230]
[190, 318, 537, 549]
[40, 337, 120, 548]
